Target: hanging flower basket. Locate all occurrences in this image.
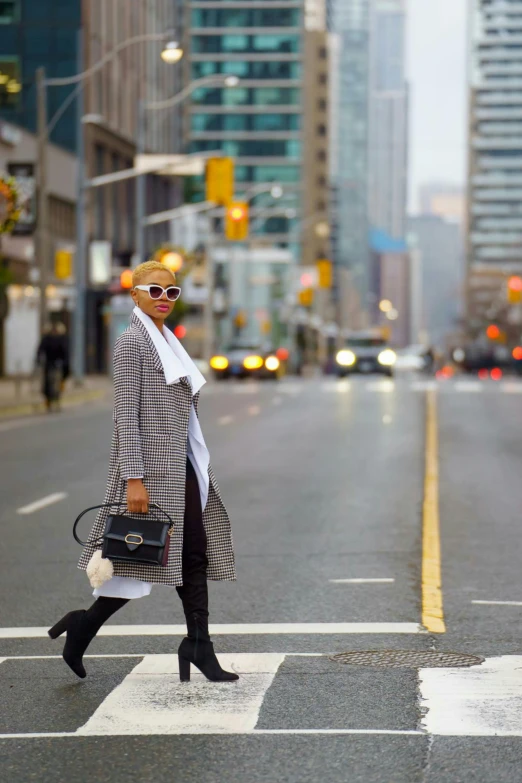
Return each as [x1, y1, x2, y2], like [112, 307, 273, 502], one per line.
[0, 176, 21, 234]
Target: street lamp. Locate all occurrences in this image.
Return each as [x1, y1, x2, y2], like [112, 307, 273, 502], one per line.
[34, 30, 179, 373]
[161, 40, 183, 64]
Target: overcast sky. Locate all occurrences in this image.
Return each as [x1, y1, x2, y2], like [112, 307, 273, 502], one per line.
[406, 0, 468, 212]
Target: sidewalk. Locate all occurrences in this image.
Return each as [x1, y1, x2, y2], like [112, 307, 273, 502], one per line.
[0, 375, 113, 418]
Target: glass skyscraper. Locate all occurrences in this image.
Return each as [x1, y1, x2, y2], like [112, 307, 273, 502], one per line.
[186, 0, 303, 239]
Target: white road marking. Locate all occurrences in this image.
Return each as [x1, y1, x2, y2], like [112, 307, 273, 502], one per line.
[16, 492, 68, 515]
[329, 578, 395, 584]
[321, 380, 351, 393]
[232, 384, 260, 394]
[248, 405, 261, 416]
[455, 381, 482, 393]
[217, 415, 234, 425]
[420, 656, 522, 736]
[0, 730, 426, 739]
[272, 396, 282, 405]
[0, 622, 425, 639]
[365, 380, 395, 393]
[502, 382, 522, 394]
[382, 415, 392, 424]
[410, 381, 437, 392]
[472, 600, 522, 607]
[77, 653, 284, 736]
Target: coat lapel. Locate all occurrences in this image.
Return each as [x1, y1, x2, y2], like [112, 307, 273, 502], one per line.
[130, 313, 192, 392]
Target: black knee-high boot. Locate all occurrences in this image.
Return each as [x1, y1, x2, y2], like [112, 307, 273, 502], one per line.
[176, 459, 238, 682]
[48, 597, 129, 679]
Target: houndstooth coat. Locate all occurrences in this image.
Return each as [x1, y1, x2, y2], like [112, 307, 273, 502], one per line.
[77, 313, 236, 586]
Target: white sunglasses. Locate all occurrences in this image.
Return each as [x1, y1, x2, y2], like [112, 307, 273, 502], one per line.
[134, 284, 181, 302]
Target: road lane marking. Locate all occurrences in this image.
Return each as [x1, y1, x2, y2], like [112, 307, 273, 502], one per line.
[272, 396, 282, 405]
[321, 381, 351, 393]
[472, 600, 522, 607]
[365, 380, 395, 393]
[217, 415, 234, 425]
[455, 381, 482, 393]
[0, 730, 425, 739]
[0, 623, 425, 639]
[279, 384, 302, 395]
[411, 381, 437, 392]
[16, 492, 68, 515]
[329, 578, 395, 584]
[382, 415, 392, 424]
[502, 382, 522, 394]
[77, 653, 285, 736]
[422, 389, 446, 634]
[420, 656, 522, 736]
[232, 384, 260, 394]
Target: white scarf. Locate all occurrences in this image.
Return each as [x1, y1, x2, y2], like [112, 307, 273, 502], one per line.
[133, 306, 210, 510]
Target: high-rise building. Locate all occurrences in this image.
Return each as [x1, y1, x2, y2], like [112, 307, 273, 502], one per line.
[467, 0, 522, 326]
[419, 183, 466, 226]
[185, 0, 304, 243]
[328, 0, 370, 294]
[368, 0, 408, 239]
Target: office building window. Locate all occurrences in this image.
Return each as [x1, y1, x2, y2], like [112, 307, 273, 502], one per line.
[192, 33, 300, 54]
[191, 113, 300, 133]
[192, 8, 300, 27]
[318, 46, 327, 59]
[317, 124, 326, 137]
[317, 150, 326, 162]
[318, 98, 327, 111]
[191, 86, 301, 106]
[192, 61, 301, 80]
[191, 139, 301, 157]
[317, 201, 326, 211]
[318, 73, 327, 85]
[0, 1, 19, 23]
[317, 175, 326, 187]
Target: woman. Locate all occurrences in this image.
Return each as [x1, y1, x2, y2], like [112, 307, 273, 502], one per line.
[48, 260, 238, 683]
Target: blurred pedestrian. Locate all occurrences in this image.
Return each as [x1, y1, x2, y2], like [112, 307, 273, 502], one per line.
[36, 321, 69, 412]
[48, 261, 238, 684]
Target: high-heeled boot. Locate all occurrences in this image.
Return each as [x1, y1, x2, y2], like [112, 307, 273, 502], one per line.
[177, 612, 239, 682]
[48, 597, 128, 678]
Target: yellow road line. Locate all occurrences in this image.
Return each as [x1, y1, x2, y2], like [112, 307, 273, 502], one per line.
[422, 389, 446, 633]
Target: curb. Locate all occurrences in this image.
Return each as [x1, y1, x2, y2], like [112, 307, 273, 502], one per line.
[0, 389, 108, 419]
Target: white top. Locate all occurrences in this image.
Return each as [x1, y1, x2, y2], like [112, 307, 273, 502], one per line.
[94, 307, 210, 600]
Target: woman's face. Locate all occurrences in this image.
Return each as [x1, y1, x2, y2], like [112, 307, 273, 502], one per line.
[131, 269, 177, 322]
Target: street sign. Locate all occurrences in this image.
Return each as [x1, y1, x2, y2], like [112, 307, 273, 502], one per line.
[89, 241, 111, 285]
[54, 248, 72, 280]
[317, 259, 333, 289]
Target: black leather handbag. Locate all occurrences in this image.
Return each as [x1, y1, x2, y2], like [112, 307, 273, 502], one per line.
[73, 502, 174, 567]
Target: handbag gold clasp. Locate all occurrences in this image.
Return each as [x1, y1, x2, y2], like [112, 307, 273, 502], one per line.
[125, 533, 144, 546]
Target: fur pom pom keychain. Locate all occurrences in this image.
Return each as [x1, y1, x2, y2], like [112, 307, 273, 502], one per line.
[86, 550, 114, 588]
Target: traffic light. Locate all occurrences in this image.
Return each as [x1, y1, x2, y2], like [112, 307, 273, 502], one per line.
[205, 157, 234, 206]
[508, 275, 522, 304]
[298, 289, 314, 307]
[120, 269, 133, 289]
[55, 249, 72, 280]
[316, 259, 333, 289]
[225, 202, 249, 241]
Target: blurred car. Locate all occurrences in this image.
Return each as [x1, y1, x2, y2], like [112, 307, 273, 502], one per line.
[335, 332, 397, 377]
[210, 342, 282, 380]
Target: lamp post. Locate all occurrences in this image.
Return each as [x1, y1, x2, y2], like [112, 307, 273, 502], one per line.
[34, 31, 180, 380]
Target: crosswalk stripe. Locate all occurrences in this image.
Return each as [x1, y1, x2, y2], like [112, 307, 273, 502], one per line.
[77, 653, 285, 736]
[454, 381, 482, 393]
[420, 656, 522, 736]
[0, 622, 424, 639]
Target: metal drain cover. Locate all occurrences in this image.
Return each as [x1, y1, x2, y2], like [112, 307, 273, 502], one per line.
[329, 650, 484, 669]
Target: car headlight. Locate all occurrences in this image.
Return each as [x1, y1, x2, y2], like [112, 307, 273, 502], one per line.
[210, 356, 229, 371]
[244, 355, 264, 370]
[336, 350, 356, 367]
[265, 356, 280, 372]
[377, 349, 397, 366]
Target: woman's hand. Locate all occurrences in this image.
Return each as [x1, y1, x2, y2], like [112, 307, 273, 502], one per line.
[127, 479, 149, 514]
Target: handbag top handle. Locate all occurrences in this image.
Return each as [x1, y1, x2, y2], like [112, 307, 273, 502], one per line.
[73, 502, 174, 547]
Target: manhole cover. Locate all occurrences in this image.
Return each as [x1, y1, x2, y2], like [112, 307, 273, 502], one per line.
[329, 651, 484, 669]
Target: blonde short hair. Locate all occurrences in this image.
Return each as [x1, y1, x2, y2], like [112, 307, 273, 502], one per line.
[132, 260, 176, 287]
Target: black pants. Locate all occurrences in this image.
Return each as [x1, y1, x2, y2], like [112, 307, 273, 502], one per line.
[176, 458, 209, 625]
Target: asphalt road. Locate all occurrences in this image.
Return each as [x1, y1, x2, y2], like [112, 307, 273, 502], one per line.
[1, 375, 522, 782]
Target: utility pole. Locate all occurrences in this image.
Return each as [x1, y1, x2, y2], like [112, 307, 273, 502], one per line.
[36, 67, 48, 338]
[73, 30, 86, 384]
[203, 218, 215, 367]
